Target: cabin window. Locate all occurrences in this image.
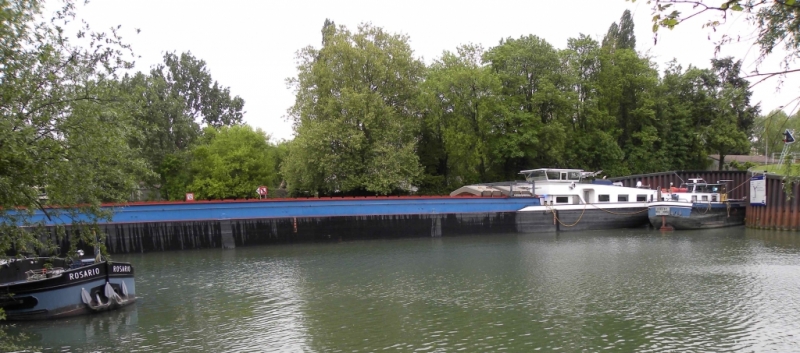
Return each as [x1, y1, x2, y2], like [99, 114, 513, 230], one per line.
[527, 170, 547, 181]
[702, 195, 708, 201]
[556, 196, 569, 204]
[599, 195, 610, 202]
[568, 171, 581, 180]
[618, 195, 628, 202]
[691, 195, 697, 202]
[636, 195, 647, 202]
[546, 170, 560, 180]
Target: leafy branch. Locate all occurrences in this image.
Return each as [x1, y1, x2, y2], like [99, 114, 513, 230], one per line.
[632, 0, 800, 82]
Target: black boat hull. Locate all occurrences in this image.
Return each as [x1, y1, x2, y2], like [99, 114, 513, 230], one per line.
[1, 259, 135, 320]
[516, 204, 651, 232]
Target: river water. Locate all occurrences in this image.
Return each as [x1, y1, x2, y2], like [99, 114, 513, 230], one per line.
[5, 227, 800, 352]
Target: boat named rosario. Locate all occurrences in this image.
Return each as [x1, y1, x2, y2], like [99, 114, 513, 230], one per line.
[0, 253, 135, 320]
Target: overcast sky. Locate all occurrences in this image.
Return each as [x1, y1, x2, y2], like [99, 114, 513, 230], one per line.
[74, 0, 799, 142]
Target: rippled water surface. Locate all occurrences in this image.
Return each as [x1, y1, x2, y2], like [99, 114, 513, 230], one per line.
[6, 228, 800, 352]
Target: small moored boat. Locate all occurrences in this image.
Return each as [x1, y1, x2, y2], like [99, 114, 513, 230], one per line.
[0, 254, 135, 320]
[648, 178, 746, 230]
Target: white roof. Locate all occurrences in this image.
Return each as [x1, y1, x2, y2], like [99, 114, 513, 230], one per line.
[519, 168, 584, 174]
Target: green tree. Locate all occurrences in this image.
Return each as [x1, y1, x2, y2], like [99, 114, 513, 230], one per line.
[563, 34, 602, 132]
[707, 58, 760, 168]
[602, 10, 637, 50]
[158, 52, 245, 128]
[158, 151, 193, 201]
[636, 0, 799, 88]
[596, 42, 661, 174]
[419, 44, 503, 188]
[0, 0, 148, 341]
[655, 58, 757, 169]
[704, 86, 752, 167]
[121, 72, 195, 189]
[617, 9, 637, 50]
[122, 52, 245, 199]
[483, 35, 570, 177]
[752, 109, 800, 158]
[188, 125, 280, 200]
[283, 22, 424, 195]
[654, 62, 711, 170]
[0, 0, 146, 250]
[711, 57, 758, 134]
[561, 34, 627, 174]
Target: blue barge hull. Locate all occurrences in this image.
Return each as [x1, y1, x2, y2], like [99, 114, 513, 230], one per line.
[647, 202, 746, 230]
[20, 197, 562, 253]
[26, 197, 541, 225]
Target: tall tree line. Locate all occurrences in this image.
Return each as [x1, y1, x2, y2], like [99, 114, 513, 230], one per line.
[0, 5, 775, 224]
[284, 12, 760, 195]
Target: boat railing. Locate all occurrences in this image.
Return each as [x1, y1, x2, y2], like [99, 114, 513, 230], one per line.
[475, 181, 530, 187]
[25, 267, 64, 281]
[476, 181, 536, 197]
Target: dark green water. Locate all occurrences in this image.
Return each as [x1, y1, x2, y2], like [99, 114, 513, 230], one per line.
[6, 228, 800, 352]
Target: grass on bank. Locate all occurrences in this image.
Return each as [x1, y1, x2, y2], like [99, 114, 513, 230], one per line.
[751, 164, 800, 175]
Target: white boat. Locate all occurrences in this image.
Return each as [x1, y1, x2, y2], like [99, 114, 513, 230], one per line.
[451, 168, 658, 231]
[648, 178, 746, 230]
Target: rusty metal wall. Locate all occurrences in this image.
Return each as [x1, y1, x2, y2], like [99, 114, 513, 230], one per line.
[746, 173, 800, 230]
[609, 170, 750, 200]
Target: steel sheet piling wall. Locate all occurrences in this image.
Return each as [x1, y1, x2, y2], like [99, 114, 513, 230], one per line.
[793, 185, 799, 230]
[773, 176, 781, 227]
[746, 173, 800, 230]
[40, 213, 531, 254]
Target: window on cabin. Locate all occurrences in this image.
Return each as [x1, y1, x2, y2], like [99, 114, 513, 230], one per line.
[618, 195, 628, 202]
[599, 195, 610, 202]
[556, 196, 569, 204]
[546, 171, 560, 180]
[568, 171, 581, 180]
[636, 195, 647, 201]
[527, 170, 547, 181]
[702, 195, 708, 201]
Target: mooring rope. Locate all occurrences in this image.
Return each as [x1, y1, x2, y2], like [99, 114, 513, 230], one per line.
[546, 203, 588, 227]
[726, 178, 751, 196]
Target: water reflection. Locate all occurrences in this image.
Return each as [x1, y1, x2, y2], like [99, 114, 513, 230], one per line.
[5, 227, 800, 352]
[4, 305, 138, 350]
